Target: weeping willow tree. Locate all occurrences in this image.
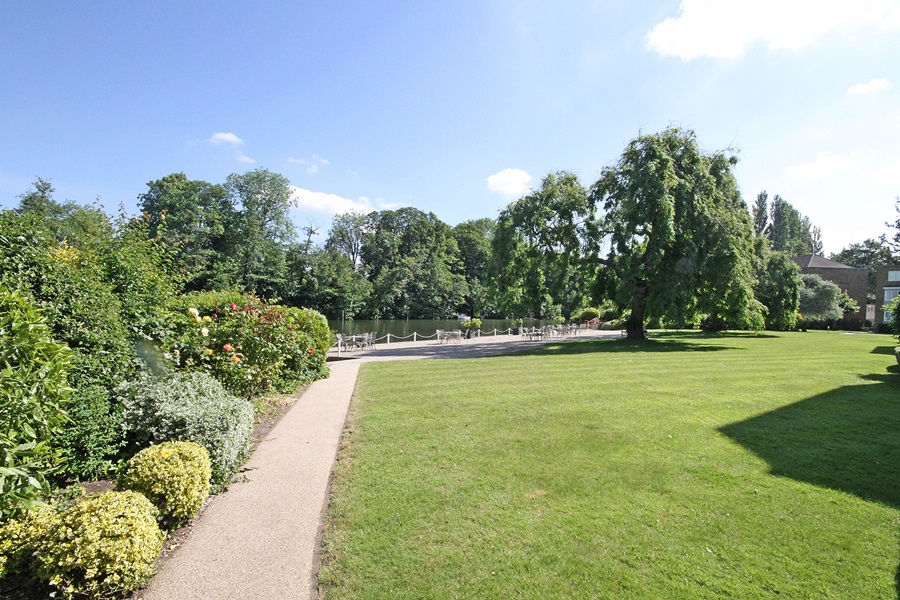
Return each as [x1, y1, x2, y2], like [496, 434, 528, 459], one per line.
[589, 128, 764, 339]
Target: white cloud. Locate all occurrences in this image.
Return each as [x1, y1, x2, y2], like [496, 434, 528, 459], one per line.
[236, 153, 256, 164]
[846, 77, 891, 95]
[647, 0, 900, 60]
[208, 132, 244, 146]
[289, 187, 400, 215]
[487, 168, 532, 195]
[785, 152, 857, 179]
[287, 154, 330, 174]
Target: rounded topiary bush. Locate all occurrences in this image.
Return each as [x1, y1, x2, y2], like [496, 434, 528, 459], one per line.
[120, 371, 254, 489]
[37, 490, 164, 598]
[119, 441, 211, 526]
[578, 307, 600, 322]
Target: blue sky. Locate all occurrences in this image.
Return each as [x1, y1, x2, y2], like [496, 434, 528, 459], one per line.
[1, 1, 898, 254]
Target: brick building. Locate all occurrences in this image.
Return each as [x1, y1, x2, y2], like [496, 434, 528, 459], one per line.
[873, 264, 900, 330]
[791, 254, 867, 325]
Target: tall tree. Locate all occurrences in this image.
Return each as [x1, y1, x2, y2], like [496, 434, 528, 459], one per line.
[752, 191, 768, 237]
[754, 246, 801, 330]
[491, 172, 596, 319]
[885, 196, 900, 253]
[762, 195, 819, 255]
[325, 211, 368, 270]
[452, 218, 496, 316]
[589, 128, 764, 339]
[360, 208, 466, 318]
[799, 274, 842, 322]
[225, 169, 296, 298]
[138, 173, 235, 290]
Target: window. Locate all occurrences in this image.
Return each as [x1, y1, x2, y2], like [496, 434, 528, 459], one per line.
[889, 271, 900, 282]
[883, 288, 900, 322]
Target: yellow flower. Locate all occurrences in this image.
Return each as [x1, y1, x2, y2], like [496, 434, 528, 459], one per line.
[204, 348, 213, 355]
[188, 307, 199, 318]
[202, 315, 212, 322]
[194, 316, 202, 323]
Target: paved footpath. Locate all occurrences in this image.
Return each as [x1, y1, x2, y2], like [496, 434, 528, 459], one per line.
[138, 330, 613, 599]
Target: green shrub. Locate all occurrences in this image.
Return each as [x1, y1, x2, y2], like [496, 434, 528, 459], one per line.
[0, 215, 139, 481]
[459, 318, 482, 331]
[37, 490, 164, 598]
[119, 441, 211, 526]
[0, 504, 60, 587]
[120, 372, 254, 489]
[0, 289, 72, 518]
[578, 307, 600, 322]
[885, 296, 900, 338]
[51, 384, 126, 481]
[95, 212, 180, 344]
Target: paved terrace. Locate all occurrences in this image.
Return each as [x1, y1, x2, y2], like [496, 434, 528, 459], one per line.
[136, 329, 616, 599]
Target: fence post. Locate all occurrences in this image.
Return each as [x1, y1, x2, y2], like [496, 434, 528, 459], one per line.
[413, 332, 417, 342]
[387, 333, 391, 344]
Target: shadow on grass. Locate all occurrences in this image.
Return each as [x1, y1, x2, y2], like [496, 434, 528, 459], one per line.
[721, 372, 900, 599]
[522, 337, 739, 357]
[719, 373, 900, 509]
[871, 345, 898, 356]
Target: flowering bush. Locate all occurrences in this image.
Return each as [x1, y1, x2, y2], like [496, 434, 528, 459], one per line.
[162, 292, 330, 399]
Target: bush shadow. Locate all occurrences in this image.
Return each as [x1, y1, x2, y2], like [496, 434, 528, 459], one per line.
[719, 373, 900, 509]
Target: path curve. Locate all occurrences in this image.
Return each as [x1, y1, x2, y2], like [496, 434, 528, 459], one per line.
[137, 330, 615, 599]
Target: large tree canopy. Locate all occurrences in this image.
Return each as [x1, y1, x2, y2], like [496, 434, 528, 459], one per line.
[225, 169, 296, 298]
[138, 173, 234, 290]
[491, 171, 597, 319]
[360, 207, 466, 319]
[452, 218, 496, 316]
[590, 128, 764, 339]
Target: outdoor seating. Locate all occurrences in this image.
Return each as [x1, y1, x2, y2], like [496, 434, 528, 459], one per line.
[436, 329, 462, 343]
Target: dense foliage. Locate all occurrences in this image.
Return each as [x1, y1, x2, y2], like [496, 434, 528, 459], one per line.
[0, 179, 331, 495]
[0, 291, 72, 517]
[492, 171, 595, 320]
[799, 274, 843, 322]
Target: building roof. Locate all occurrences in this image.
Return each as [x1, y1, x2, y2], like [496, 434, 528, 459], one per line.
[791, 254, 854, 269]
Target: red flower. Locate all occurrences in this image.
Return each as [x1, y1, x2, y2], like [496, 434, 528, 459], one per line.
[230, 302, 237, 310]
[307, 348, 314, 355]
[223, 343, 234, 352]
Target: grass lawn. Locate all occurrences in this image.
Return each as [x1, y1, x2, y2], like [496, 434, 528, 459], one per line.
[319, 331, 900, 599]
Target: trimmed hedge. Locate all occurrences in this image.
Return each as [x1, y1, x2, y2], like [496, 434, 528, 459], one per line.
[119, 441, 211, 526]
[1, 491, 164, 599]
[39, 491, 165, 598]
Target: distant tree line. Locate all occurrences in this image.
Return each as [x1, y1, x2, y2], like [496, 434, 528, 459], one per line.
[13, 128, 898, 339]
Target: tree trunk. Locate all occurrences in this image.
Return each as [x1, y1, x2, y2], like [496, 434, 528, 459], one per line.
[626, 285, 647, 340]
